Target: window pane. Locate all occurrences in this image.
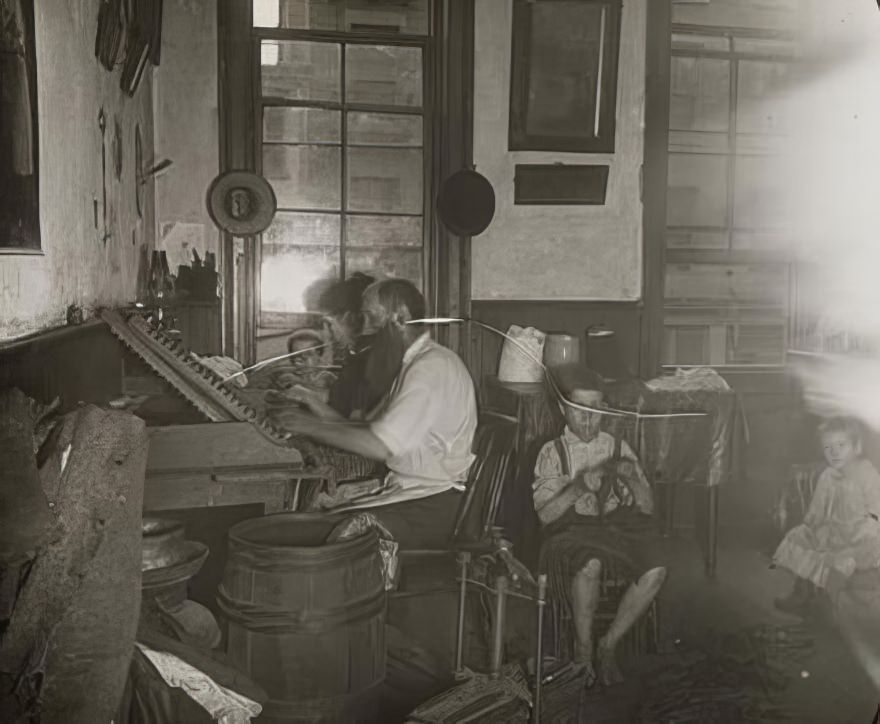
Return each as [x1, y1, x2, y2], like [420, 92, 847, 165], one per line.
[261, 40, 341, 102]
[253, 0, 430, 35]
[666, 154, 728, 227]
[669, 57, 730, 132]
[666, 230, 729, 250]
[346, 45, 422, 107]
[663, 326, 710, 366]
[260, 244, 340, 315]
[671, 33, 730, 52]
[668, 130, 729, 154]
[733, 155, 789, 229]
[263, 107, 341, 143]
[726, 324, 785, 365]
[346, 215, 422, 247]
[347, 112, 422, 147]
[737, 61, 791, 135]
[733, 37, 797, 57]
[347, 147, 422, 213]
[263, 145, 341, 209]
[343, 0, 430, 35]
[346, 248, 423, 289]
[262, 212, 341, 247]
[731, 230, 789, 253]
[665, 263, 788, 306]
[671, 0, 799, 32]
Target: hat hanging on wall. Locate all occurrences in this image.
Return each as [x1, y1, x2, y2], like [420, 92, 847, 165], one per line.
[206, 171, 278, 236]
[436, 168, 496, 237]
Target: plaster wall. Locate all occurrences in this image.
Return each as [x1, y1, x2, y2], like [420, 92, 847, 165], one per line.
[153, 0, 220, 272]
[0, 0, 156, 339]
[471, 0, 647, 301]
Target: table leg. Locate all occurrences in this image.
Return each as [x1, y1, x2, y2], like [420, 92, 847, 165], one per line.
[490, 575, 509, 679]
[655, 481, 676, 537]
[454, 552, 471, 679]
[705, 486, 719, 579]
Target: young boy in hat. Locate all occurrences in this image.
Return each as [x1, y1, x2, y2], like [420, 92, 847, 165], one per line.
[534, 365, 666, 687]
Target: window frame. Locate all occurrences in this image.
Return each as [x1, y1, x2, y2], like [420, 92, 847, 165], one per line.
[662, 24, 798, 369]
[250, 24, 434, 330]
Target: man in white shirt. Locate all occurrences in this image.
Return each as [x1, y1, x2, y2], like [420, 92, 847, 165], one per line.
[268, 278, 478, 548]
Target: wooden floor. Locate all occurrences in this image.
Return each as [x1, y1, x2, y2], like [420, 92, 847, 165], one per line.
[570, 525, 879, 723]
[178, 495, 880, 723]
[379, 522, 880, 723]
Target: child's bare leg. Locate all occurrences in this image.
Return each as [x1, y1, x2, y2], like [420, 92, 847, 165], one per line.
[598, 566, 667, 686]
[571, 558, 602, 683]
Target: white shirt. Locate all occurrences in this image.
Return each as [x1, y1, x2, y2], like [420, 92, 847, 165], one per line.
[532, 427, 653, 523]
[352, 332, 477, 508]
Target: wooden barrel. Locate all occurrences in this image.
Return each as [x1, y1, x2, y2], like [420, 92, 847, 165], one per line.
[218, 513, 386, 723]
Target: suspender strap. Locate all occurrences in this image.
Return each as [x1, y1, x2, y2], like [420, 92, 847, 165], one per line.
[553, 437, 570, 478]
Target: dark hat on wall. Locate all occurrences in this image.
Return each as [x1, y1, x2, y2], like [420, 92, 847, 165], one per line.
[436, 168, 495, 237]
[207, 171, 277, 236]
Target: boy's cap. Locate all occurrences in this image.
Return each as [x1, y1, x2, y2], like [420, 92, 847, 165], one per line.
[549, 362, 605, 403]
[568, 388, 603, 406]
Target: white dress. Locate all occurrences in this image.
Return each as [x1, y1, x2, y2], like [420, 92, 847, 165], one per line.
[773, 458, 880, 588]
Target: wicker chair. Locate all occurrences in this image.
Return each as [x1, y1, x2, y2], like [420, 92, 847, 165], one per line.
[546, 556, 660, 664]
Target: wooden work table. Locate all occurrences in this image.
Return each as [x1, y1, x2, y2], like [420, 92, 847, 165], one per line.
[144, 422, 310, 513]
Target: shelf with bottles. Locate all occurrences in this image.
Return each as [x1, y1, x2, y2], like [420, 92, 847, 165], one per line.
[135, 249, 179, 334]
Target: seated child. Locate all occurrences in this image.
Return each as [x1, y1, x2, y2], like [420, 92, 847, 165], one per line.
[272, 328, 336, 398]
[773, 416, 880, 615]
[534, 366, 666, 687]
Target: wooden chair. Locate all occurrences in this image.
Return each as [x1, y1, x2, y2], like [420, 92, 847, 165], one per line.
[772, 462, 822, 539]
[392, 411, 547, 675]
[393, 410, 521, 596]
[394, 411, 552, 722]
[546, 558, 659, 664]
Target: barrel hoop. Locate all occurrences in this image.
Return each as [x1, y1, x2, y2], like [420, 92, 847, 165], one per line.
[217, 584, 386, 634]
[225, 545, 381, 574]
[226, 529, 379, 571]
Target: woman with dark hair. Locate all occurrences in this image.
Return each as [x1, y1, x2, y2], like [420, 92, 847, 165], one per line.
[287, 272, 389, 420]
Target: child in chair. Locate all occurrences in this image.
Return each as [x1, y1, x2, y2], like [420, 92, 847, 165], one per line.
[773, 416, 880, 615]
[534, 365, 666, 687]
[272, 328, 336, 398]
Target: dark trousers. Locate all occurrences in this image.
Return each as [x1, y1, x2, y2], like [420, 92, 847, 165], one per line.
[370, 489, 462, 549]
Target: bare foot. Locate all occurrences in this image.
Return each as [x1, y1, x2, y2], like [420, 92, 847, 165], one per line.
[597, 640, 624, 687]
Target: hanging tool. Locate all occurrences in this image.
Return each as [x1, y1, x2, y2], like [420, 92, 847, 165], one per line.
[98, 108, 110, 244]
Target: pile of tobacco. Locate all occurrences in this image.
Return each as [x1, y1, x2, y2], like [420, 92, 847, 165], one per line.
[637, 624, 814, 723]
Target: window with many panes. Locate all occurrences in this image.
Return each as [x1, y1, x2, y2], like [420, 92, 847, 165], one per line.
[662, 9, 800, 367]
[252, 0, 430, 333]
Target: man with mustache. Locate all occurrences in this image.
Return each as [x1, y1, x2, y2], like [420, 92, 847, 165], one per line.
[268, 278, 478, 548]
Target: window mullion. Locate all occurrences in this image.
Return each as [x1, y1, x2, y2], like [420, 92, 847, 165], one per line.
[340, 41, 347, 280]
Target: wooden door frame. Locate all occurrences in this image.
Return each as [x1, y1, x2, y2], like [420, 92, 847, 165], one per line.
[639, 0, 672, 377]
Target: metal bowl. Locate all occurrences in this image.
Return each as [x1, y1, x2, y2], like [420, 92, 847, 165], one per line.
[142, 517, 187, 571]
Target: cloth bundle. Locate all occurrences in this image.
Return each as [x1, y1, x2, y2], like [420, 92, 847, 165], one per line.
[497, 325, 546, 383]
[328, 512, 399, 591]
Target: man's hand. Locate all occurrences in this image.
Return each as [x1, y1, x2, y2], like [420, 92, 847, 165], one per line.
[281, 383, 321, 406]
[267, 405, 316, 435]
